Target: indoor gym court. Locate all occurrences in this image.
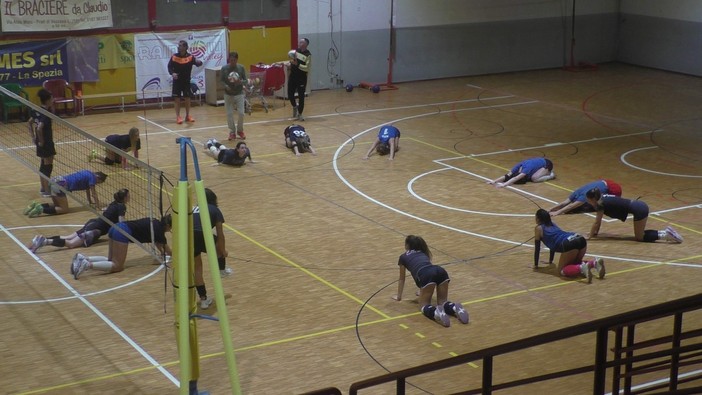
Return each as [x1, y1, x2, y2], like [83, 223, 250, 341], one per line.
[1, 63, 701, 394]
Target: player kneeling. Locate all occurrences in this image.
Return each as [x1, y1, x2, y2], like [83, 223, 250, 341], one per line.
[284, 124, 317, 156]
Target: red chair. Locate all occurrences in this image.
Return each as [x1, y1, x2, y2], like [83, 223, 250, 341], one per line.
[42, 79, 77, 116]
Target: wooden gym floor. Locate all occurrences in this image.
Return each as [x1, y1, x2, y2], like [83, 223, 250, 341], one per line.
[1, 63, 701, 394]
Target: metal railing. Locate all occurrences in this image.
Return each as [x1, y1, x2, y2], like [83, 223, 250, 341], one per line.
[331, 293, 702, 395]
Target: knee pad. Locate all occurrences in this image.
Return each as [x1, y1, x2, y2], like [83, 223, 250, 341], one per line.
[421, 305, 436, 319]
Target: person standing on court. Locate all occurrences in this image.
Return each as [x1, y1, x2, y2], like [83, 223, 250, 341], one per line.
[192, 188, 229, 309]
[28, 88, 56, 197]
[168, 40, 203, 125]
[287, 38, 311, 121]
[221, 51, 247, 141]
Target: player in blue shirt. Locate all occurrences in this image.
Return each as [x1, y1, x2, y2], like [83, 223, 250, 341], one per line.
[549, 179, 622, 216]
[534, 209, 604, 283]
[488, 157, 554, 188]
[24, 170, 107, 217]
[363, 124, 401, 160]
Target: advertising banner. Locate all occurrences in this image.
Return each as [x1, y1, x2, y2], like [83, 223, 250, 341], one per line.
[0, 40, 69, 86]
[134, 29, 228, 98]
[99, 35, 135, 70]
[1, 0, 113, 32]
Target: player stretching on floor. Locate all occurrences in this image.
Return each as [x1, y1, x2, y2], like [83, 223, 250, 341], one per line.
[534, 208, 604, 283]
[391, 235, 469, 327]
[488, 157, 554, 188]
[29, 188, 130, 253]
[71, 215, 172, 279]
[585, 188, 683, 243]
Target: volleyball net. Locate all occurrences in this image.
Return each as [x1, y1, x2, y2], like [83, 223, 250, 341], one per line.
[0, 85, 169, 259]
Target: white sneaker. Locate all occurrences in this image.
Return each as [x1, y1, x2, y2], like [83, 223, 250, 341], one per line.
[594, 257, 606, 279]
[665, 226, 683, 243]
[433, 305, 450, 327]
[70, 253, 86, 275]
[30, 235, 46, 253]
[199, 297, 214, 309]
[580, 262, 593, 284]
[73, 257, 90, 280]
[452, 302, 469, 324]
[220, 267, 233, 277]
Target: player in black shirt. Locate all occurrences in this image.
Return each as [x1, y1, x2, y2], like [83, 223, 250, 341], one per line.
[29, 188, 130, 253]
[71, 214, 172, 279]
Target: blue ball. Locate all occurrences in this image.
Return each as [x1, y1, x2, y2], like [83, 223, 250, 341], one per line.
[345, 84, 354, 92]
[371, 85, 380, 93]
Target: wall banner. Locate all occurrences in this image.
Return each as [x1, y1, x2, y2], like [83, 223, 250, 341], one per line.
[0, 40, 69, 86]
[134, 29, 228, 98]
[99, 35, 135, 70]
[1, 0, 113, 32]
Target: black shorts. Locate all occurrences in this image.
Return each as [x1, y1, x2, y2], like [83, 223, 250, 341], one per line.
[194, 231, 218, 256]
[36, 142, 56, 158]
[414, 265, 450, 288]
[172, 80, 193, 98]
[555, 234, 586, 253]
[629, 200, 649, 221]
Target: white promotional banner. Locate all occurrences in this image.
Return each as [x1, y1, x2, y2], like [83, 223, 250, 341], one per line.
[1, 0, 112, 32]
[134, 29, 228, 99]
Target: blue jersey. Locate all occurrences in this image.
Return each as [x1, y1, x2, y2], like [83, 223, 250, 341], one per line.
[63, 170, 97, 191]
[539, 223, 574, 250]
[512, 157, 547, 178]
[570, 180, 608, 203]
[378, 125, 400, 143]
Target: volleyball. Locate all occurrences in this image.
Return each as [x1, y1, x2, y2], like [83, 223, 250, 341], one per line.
[371, 85, 381, 93]
[345, 84, 354, 92]
[288, 49, 297, 59]
[228, 71, 240, 83]
[252, 77, 261, 86]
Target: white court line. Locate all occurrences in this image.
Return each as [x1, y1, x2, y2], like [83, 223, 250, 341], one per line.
[441, 129, 660, 161]
[332, 105, 700, 268]
[134, 95, 523, 137]
[430, 159, 617, 222]
[621, 146, 702, 178]
[1, 225, 167, 304]
[0, 223, 179, 387]
[408, 168, 532, 217]
[652, 204, 702, 215]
